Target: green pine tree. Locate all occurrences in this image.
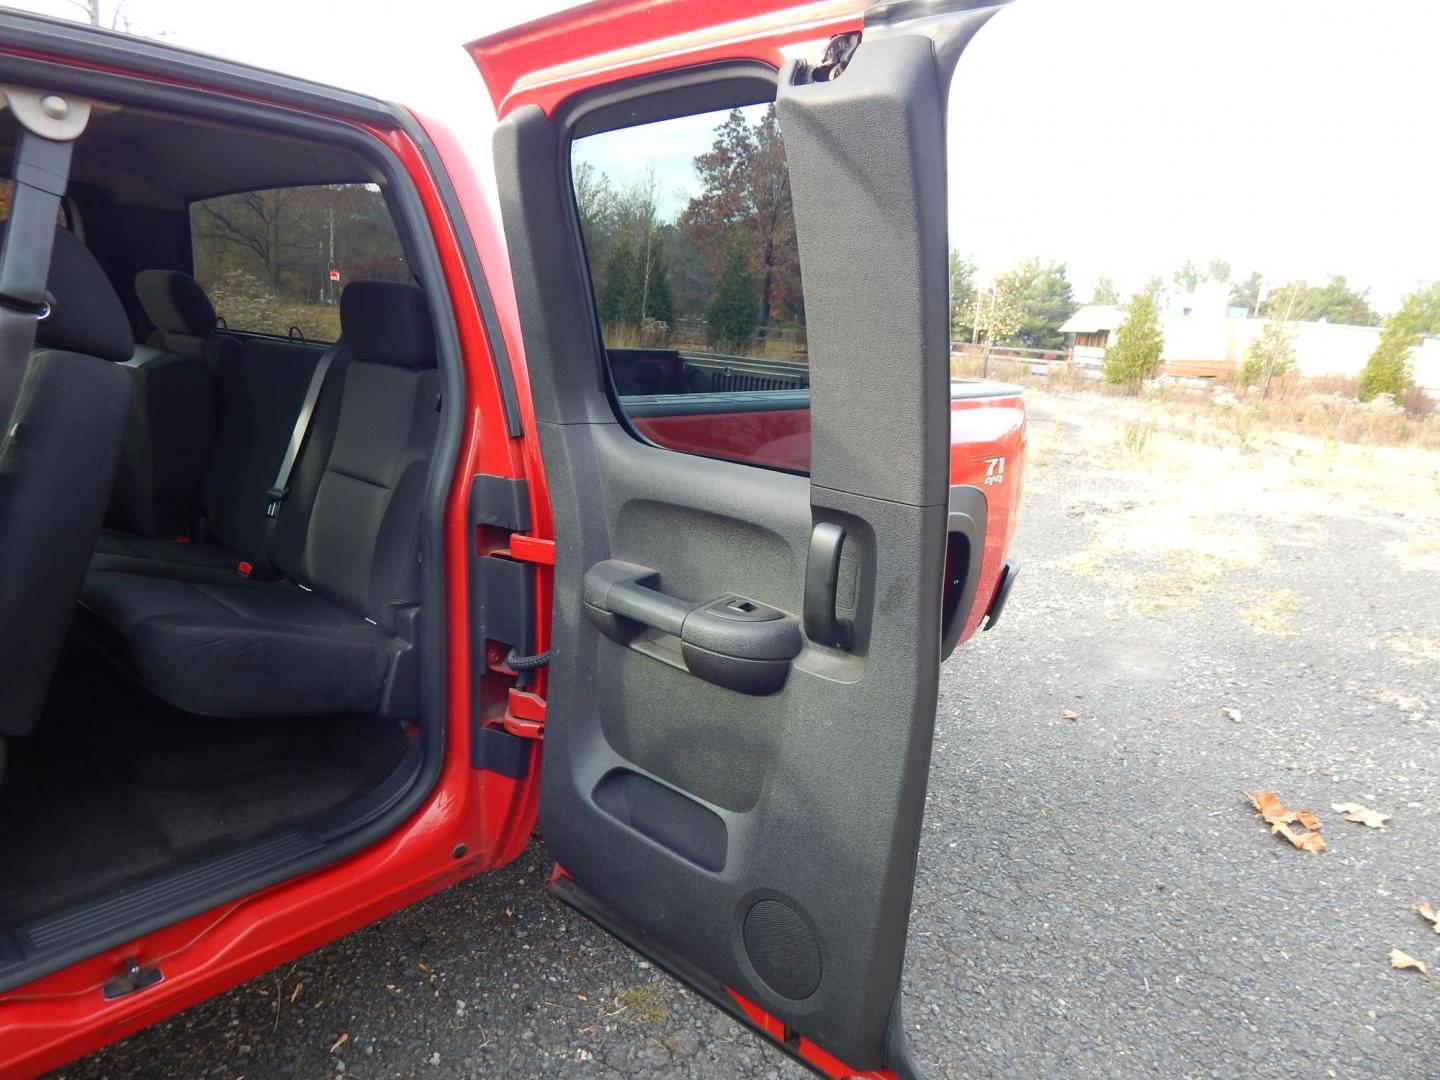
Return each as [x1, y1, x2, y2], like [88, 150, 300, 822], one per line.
[598, 234, 639, 326]
[706, 235, 758, 353]
[1358, 283, 1440, 401]
[1102, 290, 1165, 391]
[640, 231, 674, 327]
[1358, 306, 1419, 401]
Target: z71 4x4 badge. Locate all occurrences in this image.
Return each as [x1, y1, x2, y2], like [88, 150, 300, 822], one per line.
[983, 456, 1006, 486]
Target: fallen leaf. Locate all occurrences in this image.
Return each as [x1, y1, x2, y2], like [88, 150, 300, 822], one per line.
[1244, 790, 1327, 852]
[329, 1032, 349, 1054]
[1295, 808, 1323, 831]
[1244, 789, 1286, 823]
[1389, 948, 1429, 976]
[1221, 707, 1243, 723]
[1331, 802, 1390, 829]
[1060, 709, 1080, 720]
[1269, 819, 1329, 852]
[1414, 900, 1440, 933]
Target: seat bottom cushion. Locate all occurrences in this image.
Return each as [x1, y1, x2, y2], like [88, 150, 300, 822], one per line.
[80, 571, 398, 717]
[94, 529, 249, 584]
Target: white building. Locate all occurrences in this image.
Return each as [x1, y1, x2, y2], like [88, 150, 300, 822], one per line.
[1060, 300, 1440, 392]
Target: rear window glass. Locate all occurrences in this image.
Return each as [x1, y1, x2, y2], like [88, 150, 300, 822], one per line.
[571, 102, 813, 471]
[190, 183, 408, 341]
[0, 177, 71, 229]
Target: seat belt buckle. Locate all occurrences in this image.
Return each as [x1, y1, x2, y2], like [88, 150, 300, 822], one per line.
[237, 560, 253, 578]
[265, 485, 288, 518]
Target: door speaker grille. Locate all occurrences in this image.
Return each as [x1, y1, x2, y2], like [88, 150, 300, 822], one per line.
[742, 898, 821, 1000]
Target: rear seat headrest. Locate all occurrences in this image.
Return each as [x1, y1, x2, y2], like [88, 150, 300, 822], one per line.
[135, 269, 217, 337]
[340, 280, 435, 369]
[3, 225, 134, 362]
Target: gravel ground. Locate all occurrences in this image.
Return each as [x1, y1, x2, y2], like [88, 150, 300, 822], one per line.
[58, 395, 1440, 1079]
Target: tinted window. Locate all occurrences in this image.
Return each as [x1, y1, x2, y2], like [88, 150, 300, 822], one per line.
[0, 177, 70, 229]
[572, 103, 812, 471]
[190, 183, 408, 341]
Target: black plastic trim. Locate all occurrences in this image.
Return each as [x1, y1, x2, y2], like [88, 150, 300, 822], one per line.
[582, 560, 802, 695]
[469, 473, 531, 533]
[939, 485, 988, 661]
[563, 62, 778, 139]
[981, 557, 1019, 632]
[474, 725, 534, 778]
[802, 522, 853, 650]
[472, 556, 536, 656]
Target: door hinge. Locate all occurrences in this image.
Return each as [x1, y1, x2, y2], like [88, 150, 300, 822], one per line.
[507, 534, 555, 566]
[102, 957, 162, 999]
[807, 31, 861, 82]
[504, 687, 546, 740]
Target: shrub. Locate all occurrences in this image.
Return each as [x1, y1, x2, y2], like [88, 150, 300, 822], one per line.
[1102, 291, 1164, 391]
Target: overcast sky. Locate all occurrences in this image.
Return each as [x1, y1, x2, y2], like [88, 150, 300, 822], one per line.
[12, 0, 1438, 313]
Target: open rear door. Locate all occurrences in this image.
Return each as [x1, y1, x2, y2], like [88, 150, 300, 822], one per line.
[488, 3, 1007, 1074]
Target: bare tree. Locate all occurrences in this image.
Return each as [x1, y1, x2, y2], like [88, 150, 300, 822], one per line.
[64, 0, 132, 31]
[195, 189, 300, 291]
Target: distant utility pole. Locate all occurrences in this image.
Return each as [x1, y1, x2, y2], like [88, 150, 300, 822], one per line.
[327, 205, 335, 305]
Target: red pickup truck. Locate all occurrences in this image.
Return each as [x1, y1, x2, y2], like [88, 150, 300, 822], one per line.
[0, 2, 1025, 1076]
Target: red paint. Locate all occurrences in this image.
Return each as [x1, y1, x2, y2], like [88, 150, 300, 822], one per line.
[725, 988, 899, 1080]
[504, 688, 547, 740]
[468, 0, 866, 118]
[631, 408, 812, 470]
[950, 391, 1028, 641]
[507, 533, 556, 565]
[632, 387, 1027, 645]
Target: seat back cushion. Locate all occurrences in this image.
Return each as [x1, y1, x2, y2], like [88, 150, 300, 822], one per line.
[199, 339, 327, 563]
[135, 269, 218, 359]
[107, 345, 217, 539]
[0, 231, 134, 735]
[277, 281, 438, 632]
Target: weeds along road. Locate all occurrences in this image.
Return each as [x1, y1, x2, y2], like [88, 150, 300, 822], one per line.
[63, 391, 1440, 1079]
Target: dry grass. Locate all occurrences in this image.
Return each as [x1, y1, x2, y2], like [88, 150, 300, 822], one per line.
[1237, 590, 1303, 636]
[1385, 635, 1440, 667]
[1027, 388, 1440, 624]
[954, 354, 1440, 451]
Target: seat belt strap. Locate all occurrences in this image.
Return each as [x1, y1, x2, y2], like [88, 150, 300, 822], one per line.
[0, 90, 93, 444]
[263, 338, 342, 566]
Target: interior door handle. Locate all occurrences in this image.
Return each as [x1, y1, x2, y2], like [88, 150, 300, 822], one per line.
[582, 561, 801, 695]
[804, 522, 852, 650]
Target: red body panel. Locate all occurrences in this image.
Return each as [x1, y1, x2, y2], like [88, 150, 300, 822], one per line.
[631, 408, 812, 469]
[951, 392, 1028, 640]
[468, 0, 865, 118]
[632, 388, 1027, 642]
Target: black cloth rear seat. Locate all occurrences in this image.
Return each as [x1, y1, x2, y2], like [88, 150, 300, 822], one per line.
[94, 333, 337, 581]
[104, 272, 232, 542]
[81, 281, 438, 718]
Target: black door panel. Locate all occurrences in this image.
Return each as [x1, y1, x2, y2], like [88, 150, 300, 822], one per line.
[494, 10, 1005, 1071]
